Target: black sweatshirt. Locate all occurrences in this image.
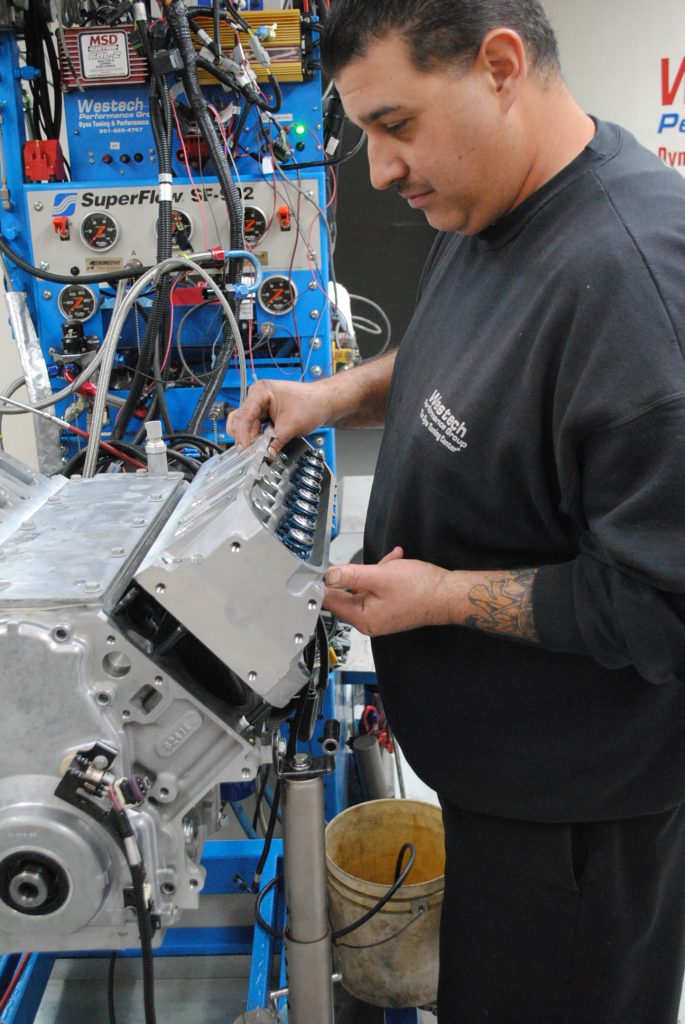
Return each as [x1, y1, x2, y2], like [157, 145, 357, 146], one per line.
[364, 120, 685, 822]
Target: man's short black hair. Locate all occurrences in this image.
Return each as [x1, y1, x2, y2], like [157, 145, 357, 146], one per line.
[320, 0, 561, 80]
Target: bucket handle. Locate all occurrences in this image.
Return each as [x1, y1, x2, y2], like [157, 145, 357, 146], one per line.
[332, 842, 417, 943]
[334, 895, 443, 951]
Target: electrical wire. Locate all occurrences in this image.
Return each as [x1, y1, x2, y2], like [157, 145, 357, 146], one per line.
[332, 843, 417, 943]
[0, 229, 150, 285]
[0, 254, 256, 435]
[0, 953, 31, 1015]
[83, 276, 129, 476]
[349, 293, 392, 357]
[254, 843, 419, 945]
[107, 951, 118, 1024]
[109, 805, 157, 1024]
[0, 392, 147, 469]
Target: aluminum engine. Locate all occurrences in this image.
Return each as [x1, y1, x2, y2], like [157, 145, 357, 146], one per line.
[0, 434, 334, 953]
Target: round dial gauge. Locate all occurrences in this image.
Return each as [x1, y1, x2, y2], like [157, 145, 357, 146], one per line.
[258, 275, 297, 316]
[155, 208, 194, 247]
[243, 205, 268, 246]
[79, 212, 119, 251]
[57, 284, 98, 322]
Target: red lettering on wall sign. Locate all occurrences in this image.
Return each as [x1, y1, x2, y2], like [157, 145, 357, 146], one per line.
[662, 57, 685, 105]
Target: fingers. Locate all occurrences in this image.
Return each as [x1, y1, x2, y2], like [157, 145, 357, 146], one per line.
[226, 381, 274, 449]
[323, 587, 359, 619]
[325, 547, 404, 591]
[379, 546, 404, 564]
[324, 563, 366, 591]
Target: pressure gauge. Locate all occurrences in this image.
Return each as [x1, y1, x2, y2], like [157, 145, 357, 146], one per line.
[79, 212, 119, 251]
[57, 284, 98, 322]
[155, 208, 194, 247]
[243, 205, 268, 246]
[258, 275, 297, 316]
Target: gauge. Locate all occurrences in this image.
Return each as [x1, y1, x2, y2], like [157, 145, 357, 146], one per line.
[57, 284, 98, 322]
[243, 205, 268, 246]
[155, 208, 194, 247]
[258, 275, 297, 316]
[79, 212, 119, 251]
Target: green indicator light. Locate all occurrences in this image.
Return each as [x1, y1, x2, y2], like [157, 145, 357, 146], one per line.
[294, 124, 306, 136]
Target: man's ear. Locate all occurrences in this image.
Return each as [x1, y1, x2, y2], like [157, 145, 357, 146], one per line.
[477, 28, 527, 111]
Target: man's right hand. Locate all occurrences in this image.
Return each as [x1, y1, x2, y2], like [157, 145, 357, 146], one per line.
[226, 379, 333, 457]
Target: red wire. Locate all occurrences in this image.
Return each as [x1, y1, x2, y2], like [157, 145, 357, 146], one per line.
[171, 101, 210, 249]
[67, 423, 147, 470]
[0, 954, 31, 1014]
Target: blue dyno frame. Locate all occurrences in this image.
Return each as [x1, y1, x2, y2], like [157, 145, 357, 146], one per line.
[0, 840, 286, 1023]
[0, 836, 421, 1023]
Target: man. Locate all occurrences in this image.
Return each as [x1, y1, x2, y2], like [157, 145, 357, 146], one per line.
[228, 2, 685, 1020]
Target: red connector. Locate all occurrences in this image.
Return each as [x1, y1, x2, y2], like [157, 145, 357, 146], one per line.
[23, 139, 66, 182]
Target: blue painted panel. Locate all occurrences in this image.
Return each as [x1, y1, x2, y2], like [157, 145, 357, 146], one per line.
[0, 955, 55, 1024]
[384, 1010, 421, 1024]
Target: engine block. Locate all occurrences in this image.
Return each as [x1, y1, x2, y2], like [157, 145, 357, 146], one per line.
[0, 435, 334, 953]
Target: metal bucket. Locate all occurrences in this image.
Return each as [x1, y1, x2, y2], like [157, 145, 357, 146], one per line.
[325, 799, 445, 1008]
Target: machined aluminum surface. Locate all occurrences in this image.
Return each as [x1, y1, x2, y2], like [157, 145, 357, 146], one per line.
[0, 445, 332, 953]
[135, 433, 335, 707]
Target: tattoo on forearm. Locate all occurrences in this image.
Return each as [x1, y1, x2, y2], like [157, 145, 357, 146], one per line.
[464, 568, 539, 644]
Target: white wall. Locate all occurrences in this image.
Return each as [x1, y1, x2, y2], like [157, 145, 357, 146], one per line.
[1, 1, 684, 467]
[545, 0, 685, 174]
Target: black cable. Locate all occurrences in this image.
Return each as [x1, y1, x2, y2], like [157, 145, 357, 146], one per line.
[212, 0, 222, 60]
[152, 330, 174, 436]
[165, 448, 201, 475]
[107, 952, 118, 1024]
[130, 861, 157, 1024]
[231, 99, 253, 155]
[62, 440, 146, 477]
[109, 809, 157, 1024]
[251, 779, 281, 891]
[278, 128, 367, 171]
[163, 432, 224, 454]
[62, 437, 197, 482]
[332, 843, 417, 942]
[42, 18, 62, 139]
[166, 0, 244, 435]
[316, 615, 329, 689]
[167, 0, 243, 260]
[112, 16, 174, 439]
[251, 764, 270, 831]
[186, 2, 251, 35]
[255, 873, 283, 937]
[193, 55, 281, 113]
[255, 844, 418, 944]
[0, 230, 150, 284]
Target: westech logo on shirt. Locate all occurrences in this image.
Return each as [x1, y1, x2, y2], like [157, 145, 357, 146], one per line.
[419, 389, 468, 454]
[658, 56, 685, 169]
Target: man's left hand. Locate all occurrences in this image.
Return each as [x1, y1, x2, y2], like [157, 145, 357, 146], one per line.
[323, 546, 452, 636]
[323, 549, 540, 644]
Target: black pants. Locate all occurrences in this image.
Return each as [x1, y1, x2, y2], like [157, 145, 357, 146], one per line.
[438, 799, 685, 1024]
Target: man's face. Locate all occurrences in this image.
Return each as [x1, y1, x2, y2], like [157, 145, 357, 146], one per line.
[335, 32, 523, 235]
